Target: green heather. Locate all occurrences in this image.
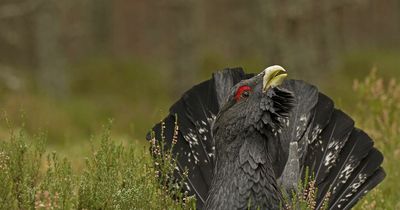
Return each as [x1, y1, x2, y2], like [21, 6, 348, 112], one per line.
[0, 122, 195, 209]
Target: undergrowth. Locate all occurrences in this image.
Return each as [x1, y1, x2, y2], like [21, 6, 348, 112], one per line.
[352, 69, 400, 209]
[0, 121, 194, 209]
[282, 169, 330, 210]
[0, 70, 397, 209]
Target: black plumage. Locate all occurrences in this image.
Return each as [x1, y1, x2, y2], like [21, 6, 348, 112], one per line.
[147, 67, 385, 210]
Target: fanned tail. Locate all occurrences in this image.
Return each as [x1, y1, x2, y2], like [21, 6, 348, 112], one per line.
[286, 81, 386, 210]
[147, 74, 385, 210]
[147, 68, 253, 208]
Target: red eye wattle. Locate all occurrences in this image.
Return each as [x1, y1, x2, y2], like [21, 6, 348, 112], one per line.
[235, 85, 252, 101]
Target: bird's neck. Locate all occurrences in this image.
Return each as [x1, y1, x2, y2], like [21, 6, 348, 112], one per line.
[205, 133, 283, 209]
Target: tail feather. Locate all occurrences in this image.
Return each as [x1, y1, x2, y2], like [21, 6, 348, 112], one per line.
[302, 110, 354, 186]
[170, 97, 215, 190]
[177, 81, 219, 183]
[314, 110, 355, 185]
[147, 114, 209, 205]
[279, 80, 319, 169]
[340, 168, 385, 210]
[299, 93, 334, 174]
[328, 149, 384, 209]
[277, 80, 319, 189]
[304, 93, 335, 147]
[292, 83, 385, 209]
[315, 129, 373, 206]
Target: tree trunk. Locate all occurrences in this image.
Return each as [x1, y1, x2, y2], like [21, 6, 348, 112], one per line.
[167, 0, 200, 97]
[34, 0, 68, 98]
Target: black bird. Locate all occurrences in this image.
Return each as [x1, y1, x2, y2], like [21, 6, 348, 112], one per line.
[147, 66, 385, 210]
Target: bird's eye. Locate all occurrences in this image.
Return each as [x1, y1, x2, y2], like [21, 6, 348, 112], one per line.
[235, 85, 252, 102]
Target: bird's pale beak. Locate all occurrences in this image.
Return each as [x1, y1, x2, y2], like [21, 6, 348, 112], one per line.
[262, 65, 288, 92]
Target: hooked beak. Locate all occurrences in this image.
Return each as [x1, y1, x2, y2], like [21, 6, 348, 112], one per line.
[262, 65, 288, 92]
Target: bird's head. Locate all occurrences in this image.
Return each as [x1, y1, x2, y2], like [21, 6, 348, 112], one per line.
[212, 65, 295, 175]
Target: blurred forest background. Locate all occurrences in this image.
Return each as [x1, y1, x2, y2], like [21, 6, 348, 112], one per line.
[0, 1, 400, 209]
[0, 0, 399, 162]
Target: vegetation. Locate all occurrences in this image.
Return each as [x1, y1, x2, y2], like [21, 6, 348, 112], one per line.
[283, 168, 330, 210]
[1, 0, 399, 209]
[0, 122, 194, 209]
[0, 70, 397, 209]
[352, 70, 400, 210]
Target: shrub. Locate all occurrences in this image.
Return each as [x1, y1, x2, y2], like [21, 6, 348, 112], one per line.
[0, 127, 45, 209]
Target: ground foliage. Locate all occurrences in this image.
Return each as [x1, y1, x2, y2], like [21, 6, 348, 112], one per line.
[0, 71, 398, 209]
[0, 122, 195, 209]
